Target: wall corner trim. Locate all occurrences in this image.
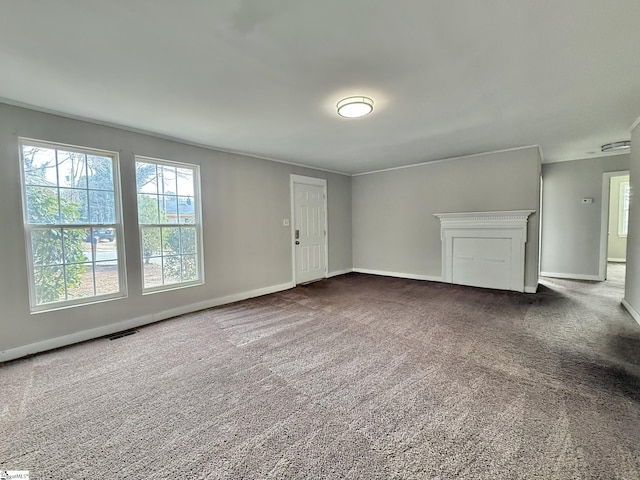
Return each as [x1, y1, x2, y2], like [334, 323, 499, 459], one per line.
[0, 281, 295, 363]
[622, 299, 640, 328]
[630, 114, 640, 133]
[524, 285, 538, 294]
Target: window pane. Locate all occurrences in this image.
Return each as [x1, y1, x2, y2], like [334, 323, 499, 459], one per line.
[619, 182, 631, 236]
[142, 227, 162, 258]
[34, 265, 66, 305]
[94, 235, 118, 261]
[59, 188, 88, 223]
[180, 227, 197, 254]
[23, 146, 57, 186]
[81, 231, 94, 262]
[182, 255, 198, 282]
[95, 261, 120, 295]
[176, 168, 194, 196]
[26, 186, 60, 224]
[160, 195, 178, 224]
[163, 256, 181, 285]
[160, 165, 177, 194]
[63, 228, 89, 264]
[32, 228, 63, 266]
[89, 191, 115, 223]
[87, 155, 114, 191]
[136, 162, 158, 194]
[177, 196, 195, 224]
[162, 227, 181, 255]
[57, 151, 87, 189]
[138, 194, 160, 224]
[143, 259, 163, 288]
[66, 263, 93, 298]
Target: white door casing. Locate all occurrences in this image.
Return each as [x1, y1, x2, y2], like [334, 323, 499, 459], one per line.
[291, 175, 327, 284]
[599, 170, 630, 281]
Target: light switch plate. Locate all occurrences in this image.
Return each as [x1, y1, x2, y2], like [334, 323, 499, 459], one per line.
[283, 219, 290, 226]
[581, 198, 593, 204]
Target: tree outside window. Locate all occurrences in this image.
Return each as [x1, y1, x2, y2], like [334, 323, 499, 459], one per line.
[135, 157, 203, 292]
[20, 140, 125, 310]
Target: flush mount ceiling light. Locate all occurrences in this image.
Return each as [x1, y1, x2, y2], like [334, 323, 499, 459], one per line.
[337, 96, 374, 118]
[601, 140, 631, 152]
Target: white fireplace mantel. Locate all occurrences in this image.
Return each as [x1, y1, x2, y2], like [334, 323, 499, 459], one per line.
[433, 210, 534, 292]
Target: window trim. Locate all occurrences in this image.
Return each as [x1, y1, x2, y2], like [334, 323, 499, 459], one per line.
[18, 137, 127, 313]
[135, 155, 204, 294]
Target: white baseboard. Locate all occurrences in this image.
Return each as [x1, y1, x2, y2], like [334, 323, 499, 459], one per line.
[327, 268, 354, 278]
[352, 268, 442, 283]
[0, 281, 295, 363]
[354, 268, 538, 293]
[540, 271, 603, 281]
[607, 258, 626, 263]
[622, 299, 640, 328]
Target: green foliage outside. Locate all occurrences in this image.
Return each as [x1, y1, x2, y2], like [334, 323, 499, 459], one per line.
[164, 227, 197, 282]
[136, 161, 197, 284]
[138, 194, 166, 264]
[28, 186, 86, 304]
[24, 147, 199, 302]
[137, 196, 197, 282]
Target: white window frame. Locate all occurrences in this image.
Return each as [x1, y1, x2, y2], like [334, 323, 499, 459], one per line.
[18, 138, 127, 313]
[618, 181, 630, 237]
[135, 155, 204, 294]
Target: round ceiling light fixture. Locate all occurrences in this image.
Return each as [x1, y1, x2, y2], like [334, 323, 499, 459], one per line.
[337, 96, 374, 118]
[601, 140, 630, 152]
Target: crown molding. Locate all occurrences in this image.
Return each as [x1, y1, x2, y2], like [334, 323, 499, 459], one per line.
[0, 98, 351, 177]
[353, 145, 541, 176]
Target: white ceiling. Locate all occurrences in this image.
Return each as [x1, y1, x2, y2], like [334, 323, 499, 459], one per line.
[1, 1, 639, 174]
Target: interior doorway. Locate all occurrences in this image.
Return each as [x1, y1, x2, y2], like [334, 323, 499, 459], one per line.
[290, 175, 327, 285]
[600, 170, 630, 281]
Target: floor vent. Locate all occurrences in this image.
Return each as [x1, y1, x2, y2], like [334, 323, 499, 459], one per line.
[108, 329, 138, 341]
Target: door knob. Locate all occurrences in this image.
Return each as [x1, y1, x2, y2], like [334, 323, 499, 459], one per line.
[295, 241, 300, 245]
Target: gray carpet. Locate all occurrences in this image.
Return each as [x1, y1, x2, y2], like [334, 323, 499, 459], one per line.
[2, 266, 639, 479]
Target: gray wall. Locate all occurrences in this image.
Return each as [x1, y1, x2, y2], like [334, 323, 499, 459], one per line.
[0, 103, 352, 352]
[608, 175, 629, 261]
[625, 124, 640, 319]
[352, 147, 541, 290]
[540, 155, 630, 278]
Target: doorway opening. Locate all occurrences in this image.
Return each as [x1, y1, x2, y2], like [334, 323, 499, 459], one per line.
[600, 170, 630, 283]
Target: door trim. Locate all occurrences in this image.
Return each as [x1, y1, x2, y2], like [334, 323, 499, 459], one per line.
[600, 170, 630, 281]
[290, 174, 328, 285]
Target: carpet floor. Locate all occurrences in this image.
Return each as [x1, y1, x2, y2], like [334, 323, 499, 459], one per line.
[1, 266, 639, 479]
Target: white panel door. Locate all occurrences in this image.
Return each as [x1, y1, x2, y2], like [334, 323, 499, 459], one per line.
[452, 237, 511, 290]
[294, 182, 326, 284]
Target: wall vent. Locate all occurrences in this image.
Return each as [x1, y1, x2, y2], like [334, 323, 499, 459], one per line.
[108, 329, 138, 341]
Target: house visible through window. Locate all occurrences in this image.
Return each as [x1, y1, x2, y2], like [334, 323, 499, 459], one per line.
[19, 139, 126, 311]
[619, 181, 630, 237]
[135, 157, 203, 292]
